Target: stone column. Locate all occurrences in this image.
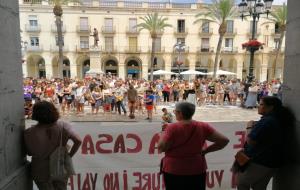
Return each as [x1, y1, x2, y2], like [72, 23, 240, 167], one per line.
[89, 47, 102, 74]
[0, 0, 32, 189]
[44, 55, 53, 79]
[164, 54, 172, 79]
[259, 53, 269, 82]
[235, 56, 244, 80]
[273, 0, 300, 189]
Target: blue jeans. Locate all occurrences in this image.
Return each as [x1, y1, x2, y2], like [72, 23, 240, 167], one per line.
[116, 100, 127, 114]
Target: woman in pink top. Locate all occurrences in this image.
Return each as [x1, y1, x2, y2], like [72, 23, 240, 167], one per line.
[24, 101, 82, 190]
[158, 102, 229, 190]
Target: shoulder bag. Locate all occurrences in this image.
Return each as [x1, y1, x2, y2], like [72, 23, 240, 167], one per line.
[49, 123, 75, 180]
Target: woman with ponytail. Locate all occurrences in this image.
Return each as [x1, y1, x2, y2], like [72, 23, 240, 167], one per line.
[236, 96, 296, 190]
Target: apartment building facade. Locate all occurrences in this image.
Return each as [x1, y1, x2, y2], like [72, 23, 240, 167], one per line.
[19, 0, 285, 81]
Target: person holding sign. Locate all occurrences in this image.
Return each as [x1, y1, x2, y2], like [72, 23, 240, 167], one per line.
[158, 102, 229, 190]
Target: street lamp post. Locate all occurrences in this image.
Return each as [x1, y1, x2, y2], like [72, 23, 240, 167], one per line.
[238, 0, 273, 83]
[174, 41, 186, 80]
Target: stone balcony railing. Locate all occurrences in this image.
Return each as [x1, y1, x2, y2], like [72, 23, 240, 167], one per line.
[197, 46, 214, 53]
[221, 46, 238, 53]
[224, 28, 237, 37]
[27, 45, 43, 52]
[199, 28, 213, 36]
[126, 27, 140, 35]
[124, 46, 142, 53]
[101, 26, 116, 35]
[174, 28, 189, 36]
[76, 25, 91, 33]
[25, 24, 41, 32]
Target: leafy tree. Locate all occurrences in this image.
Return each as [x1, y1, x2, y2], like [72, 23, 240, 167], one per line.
[265, 3, 287, 78]
[30, 0, 80, 78]
[194, 0, 237, 78]
[136, 13, 172, 81]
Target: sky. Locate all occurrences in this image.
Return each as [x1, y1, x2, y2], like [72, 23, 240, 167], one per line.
[169, 0, 287, 5]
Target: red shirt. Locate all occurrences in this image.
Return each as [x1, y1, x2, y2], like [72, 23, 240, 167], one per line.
[162, 120, 215, 175]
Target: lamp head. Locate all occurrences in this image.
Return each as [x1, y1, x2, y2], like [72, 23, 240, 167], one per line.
[255, 0, 264, 14]
[246, 0, 256, 9]
[238, 0, 248, 14]
[263, 0, 273, 10]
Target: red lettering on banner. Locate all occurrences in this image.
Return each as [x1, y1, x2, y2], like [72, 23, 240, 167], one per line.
[82, 135, 95, 154]
[114, 135, 126, 153]
[206, 170, 224, 188]
[132, 172, 142, 190]
[123, 170, 128, 190]
[151, 173, 163, 190]
[68, 173, 98, 190]
[231, 172, 237, 188]
[90, 173, 98, 190]
[68, 176, 74, 190]
[126, 134, 142, 153]
[148, 133, 161, 154]
[82, 173, 91, 190]
[142, 173, 151, 189]
[233, 131, 246, 149]
[103, 173, 120, 190]
[215, 170, 224, 187]
[96, 134, 113, 153]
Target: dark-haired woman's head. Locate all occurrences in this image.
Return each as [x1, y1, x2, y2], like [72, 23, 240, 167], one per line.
[31, 101, 60, 124]
[258, 96, 282, 115]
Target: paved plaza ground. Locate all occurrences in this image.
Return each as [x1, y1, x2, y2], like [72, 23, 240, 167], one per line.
[59, 103, 260, 123]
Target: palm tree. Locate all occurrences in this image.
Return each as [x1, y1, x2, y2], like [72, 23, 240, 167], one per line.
[266, 3, 287, 78]
[194, 0, 237, 79]
[51, 0, 80, 78]
[136, 13, 172, 81]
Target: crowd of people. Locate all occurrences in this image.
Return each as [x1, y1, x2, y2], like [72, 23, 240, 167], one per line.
[23, 75, 282, 120]
[22, 75, 293, 190]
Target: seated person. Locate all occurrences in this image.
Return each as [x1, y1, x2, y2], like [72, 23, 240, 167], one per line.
[161, 108, 173, 123]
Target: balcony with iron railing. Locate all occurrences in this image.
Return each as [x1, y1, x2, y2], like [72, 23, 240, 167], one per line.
[101, 46, 118, 54]
[126, 27, 140, 35]
[23, 0, 42, 4]
[148, 2, 167, 9]
[76, 44, 89, 52]
[124, 1, 142, 8]
[51, 24, 66, 33]
[172, 3, 191, 8]
[50, 45, 69, 52]
[224, 28, 237, 37]
[199, 28, 213, 36]
[27, 45, 43, 52]
[221, 46, 238, 53]
[197, 46, 214, 53]
[174, 28, 188, 36]
[76, 25, 91, 33]
[101, 26, 116, 35]
[99, 1, 118, 7]
[124, 46, 142, 53]
[25, 24, 41, 32]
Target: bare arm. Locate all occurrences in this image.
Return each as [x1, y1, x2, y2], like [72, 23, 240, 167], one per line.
[68, 133, 82, 157]
[202, 131, 229, 155]
[158, 132, 171, 152]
